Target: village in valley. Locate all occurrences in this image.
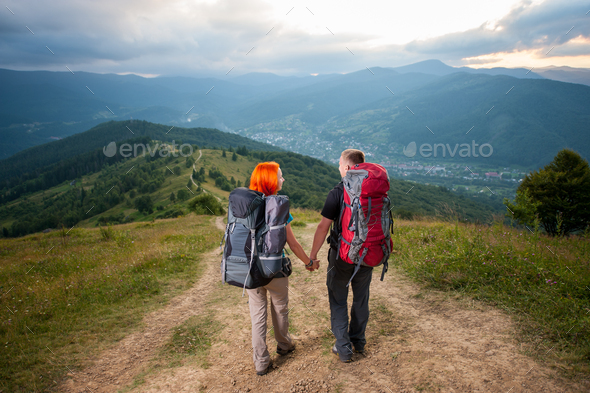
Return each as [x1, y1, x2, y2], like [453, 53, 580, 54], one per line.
[382, 160, 526, 205]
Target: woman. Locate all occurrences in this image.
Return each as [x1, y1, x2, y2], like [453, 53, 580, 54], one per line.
[247, 161, 319, 376]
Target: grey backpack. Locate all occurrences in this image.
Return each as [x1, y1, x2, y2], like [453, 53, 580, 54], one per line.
[220, 188, 292, 294]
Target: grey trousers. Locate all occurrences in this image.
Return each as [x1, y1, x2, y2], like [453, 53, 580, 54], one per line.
[327, 248, 373, 360]
[246, 277, 293, 372]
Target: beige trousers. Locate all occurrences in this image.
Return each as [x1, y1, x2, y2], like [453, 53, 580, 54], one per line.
[246, 277, 293, 372]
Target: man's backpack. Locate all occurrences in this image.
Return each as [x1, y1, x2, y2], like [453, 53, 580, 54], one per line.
[220, 187, 292, 295]
[337, 163, 393, 286]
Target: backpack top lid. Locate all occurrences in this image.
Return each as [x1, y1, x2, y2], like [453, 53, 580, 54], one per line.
[229, 187, 265, 218]
[344, 162, 390, 197]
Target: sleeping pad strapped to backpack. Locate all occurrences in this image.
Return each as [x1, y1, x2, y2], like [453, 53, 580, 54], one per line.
[337, 163, 394, 286]
[220, 187, 292, 295]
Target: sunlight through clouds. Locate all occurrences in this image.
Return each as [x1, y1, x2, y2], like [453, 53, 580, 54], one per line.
[0, 0, 587, 75]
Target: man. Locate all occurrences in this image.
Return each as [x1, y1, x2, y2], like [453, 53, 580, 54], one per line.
[309, 149, 372, 363]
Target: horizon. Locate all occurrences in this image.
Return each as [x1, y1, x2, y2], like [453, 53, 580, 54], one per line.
[1, 0, 588, 77]
[2, 59, 588, 80]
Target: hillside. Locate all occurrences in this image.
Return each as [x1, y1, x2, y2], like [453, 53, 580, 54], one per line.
[0, 120, 281, 198]
[236, 72, 590, 168]
[0, 139, 500, 238]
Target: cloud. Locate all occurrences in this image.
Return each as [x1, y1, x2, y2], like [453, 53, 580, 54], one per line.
[0, 0, 587, 76]
[403, 0, 590, 59]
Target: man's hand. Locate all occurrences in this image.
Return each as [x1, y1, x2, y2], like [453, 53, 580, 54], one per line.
[311, 259, 320, 270]
[305, 258, 321, 272]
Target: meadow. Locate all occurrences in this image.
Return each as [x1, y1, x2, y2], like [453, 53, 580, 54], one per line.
[0, 215, 222, 392]
[1, 209, 589, 391]
[392, 218, 590, 375]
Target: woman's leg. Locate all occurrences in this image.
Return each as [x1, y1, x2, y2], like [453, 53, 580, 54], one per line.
[247, 286, 270, 372]
[266, 277, 293, 351]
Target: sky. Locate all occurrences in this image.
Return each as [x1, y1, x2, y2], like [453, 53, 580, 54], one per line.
[0, 0, 589, 77]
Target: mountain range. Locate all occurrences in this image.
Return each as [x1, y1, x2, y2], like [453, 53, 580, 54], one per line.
[0, 120, 499, 238]
[1, 59, 589, 168]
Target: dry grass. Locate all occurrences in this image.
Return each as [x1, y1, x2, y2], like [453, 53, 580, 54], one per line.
[0, 213, 222, 393]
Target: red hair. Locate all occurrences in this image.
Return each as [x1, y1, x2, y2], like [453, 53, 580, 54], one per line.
[249, 161, 280, 196]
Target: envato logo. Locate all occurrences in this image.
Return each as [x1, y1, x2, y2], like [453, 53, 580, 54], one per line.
[403, 141, 493, 158]
[103, 141, 193, 158]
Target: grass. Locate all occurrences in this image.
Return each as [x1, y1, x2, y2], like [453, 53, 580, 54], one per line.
[290, 208, 322, 224]
[160, 313, 223, 369]
[368, 298, 399, 336]
[0, 214, 222, 393]
[391, 218, 590, 376]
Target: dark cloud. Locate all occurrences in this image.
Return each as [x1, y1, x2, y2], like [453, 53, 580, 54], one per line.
[0, 0, 587, 76]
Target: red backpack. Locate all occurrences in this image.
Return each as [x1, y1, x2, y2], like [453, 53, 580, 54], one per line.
[337, 163, 393, 285]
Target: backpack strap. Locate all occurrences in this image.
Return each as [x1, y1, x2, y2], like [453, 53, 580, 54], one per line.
[329, 192, 347, 250]
[220, 223, 233, 285]
[379, 243, 389, 281]
[365, 197, 372, 225]
[346, 248, 368, 288]
[242, 228, 257, 297]
[349, 198, 358, 232]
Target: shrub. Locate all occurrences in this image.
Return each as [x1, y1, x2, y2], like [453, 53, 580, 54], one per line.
[505, 149, 590, 236]
[187, 194, 225, 216]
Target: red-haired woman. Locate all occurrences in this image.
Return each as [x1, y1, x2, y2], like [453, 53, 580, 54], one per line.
[247, 161, 319, 376]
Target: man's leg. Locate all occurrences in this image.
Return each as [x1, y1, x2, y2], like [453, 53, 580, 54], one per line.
[266, 277, 293, 352]
[349, 265, 373, 352]
[246, 286, 270, 372]
[327, 248, 353, 361]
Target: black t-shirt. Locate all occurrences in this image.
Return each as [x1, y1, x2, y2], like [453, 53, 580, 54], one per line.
[321, 182, 344, 248]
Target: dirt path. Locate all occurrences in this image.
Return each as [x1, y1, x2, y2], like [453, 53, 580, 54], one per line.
[58, 216, 226, 393]
[58, 222, 588, 393]
[191, 150, 221, 202]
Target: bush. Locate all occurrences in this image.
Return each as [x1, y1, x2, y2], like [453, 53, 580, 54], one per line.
[505, 149, 590, 236]
[177, 189, 190, 201]
[134, 195, 154, 214]
[97, 212, 125, 225]
[395, 209, 413, 220]
[156, 207, 185, 219]
[188, 194, 225, 216]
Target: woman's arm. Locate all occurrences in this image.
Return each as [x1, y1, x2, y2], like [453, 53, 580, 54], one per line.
[285, 223, 312, 268]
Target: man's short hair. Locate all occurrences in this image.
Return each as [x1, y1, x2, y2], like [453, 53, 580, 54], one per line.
[341, 149, 365, 165]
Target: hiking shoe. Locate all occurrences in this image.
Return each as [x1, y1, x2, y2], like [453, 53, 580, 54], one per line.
[353, 346, 365, 354]
[256, 360, 273, 376]
[332, 345, 352, 363]
[277, 344, 296, 356]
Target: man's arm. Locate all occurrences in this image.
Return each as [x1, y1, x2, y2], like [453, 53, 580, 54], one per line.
[310, 216, 333, 262]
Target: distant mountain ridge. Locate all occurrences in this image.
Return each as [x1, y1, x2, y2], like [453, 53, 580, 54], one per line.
[534, 65, 590, 86]
[390, 59, 545, 80]
[1, 60, 589, 169]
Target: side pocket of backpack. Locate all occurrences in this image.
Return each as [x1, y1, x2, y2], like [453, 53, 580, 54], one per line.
[258, 255, 284, 278]
[282, 256, 292, 277]
[263, 195, 290, 254]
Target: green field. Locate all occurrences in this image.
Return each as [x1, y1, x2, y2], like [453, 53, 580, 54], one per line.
[392, 218, 590, 375]
[0, 214, 222, 392]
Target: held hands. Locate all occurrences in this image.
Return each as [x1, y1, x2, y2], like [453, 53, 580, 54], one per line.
[305, 258, 321, 272]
